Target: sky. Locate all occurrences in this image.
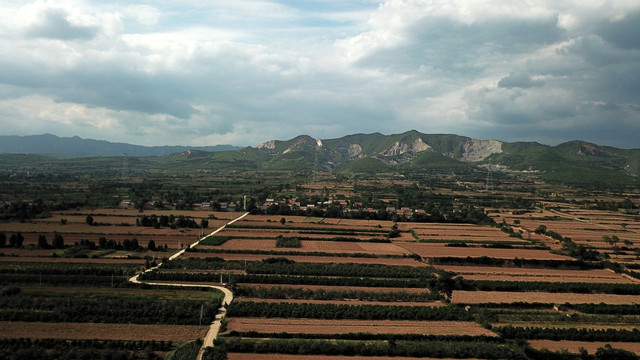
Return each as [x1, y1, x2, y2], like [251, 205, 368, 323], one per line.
[1, 0, 639, 148]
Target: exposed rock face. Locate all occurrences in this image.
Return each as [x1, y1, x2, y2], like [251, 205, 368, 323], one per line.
[337, 143, 363, 158]
[412, 138, 431, 152]
[257, 140, 276, 150]
[380, 138, 431, 156]
[457, 139, 503, 162]
[283, 136, 318, 154]
[578, 144, 607, 157]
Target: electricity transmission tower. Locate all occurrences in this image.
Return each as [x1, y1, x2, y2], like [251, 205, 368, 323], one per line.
[485, 164, 494, 191]
[121, 153, 128, 180]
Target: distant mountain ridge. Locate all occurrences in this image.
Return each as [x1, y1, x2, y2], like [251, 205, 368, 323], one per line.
[0, 134, 240, 157]
[245, 131, 639, 185]
[1, 131, 638, 186]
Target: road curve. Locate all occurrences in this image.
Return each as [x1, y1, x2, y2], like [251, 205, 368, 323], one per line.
[129, 212, 247, 360]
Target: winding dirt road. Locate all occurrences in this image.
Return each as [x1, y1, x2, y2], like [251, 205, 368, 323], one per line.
[129, 212, 248, 360]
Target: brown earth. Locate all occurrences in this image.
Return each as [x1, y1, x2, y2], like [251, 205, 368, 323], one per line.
[436, 265, 636, 284]
[452, 291, 640, 305]
[214, 239, 409, 256]
[402, 243, 571, 260]
[227, 318, 495, 336]
[528, 340, 640, 355]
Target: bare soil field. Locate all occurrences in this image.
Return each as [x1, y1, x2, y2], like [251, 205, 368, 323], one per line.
[399, 223, 525, 243]
[229, 355, 486, 360]
[214, 239, 409, 256]
[215, 229, 384, 241]
[401, 243, 572, 260]
[239, 283, 430, 294]
[436, 265, 636, 284]
[183, 252, 424, 266]
[227, 318, 494, 336]
[452, 291, 640, 305]
[0, 321, 208, 341]
[234, 298, 442, 307]
[528, 340, 640, 355]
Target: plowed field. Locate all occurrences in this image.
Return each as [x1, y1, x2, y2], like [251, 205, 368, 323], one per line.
[437, 265, 636, 283]
[215, 239, 409, 255]
[402, 243, 571, 260]
[528, 340, 640, 355]
[452, 291, 640, 305]
[227, 318, 495, 336]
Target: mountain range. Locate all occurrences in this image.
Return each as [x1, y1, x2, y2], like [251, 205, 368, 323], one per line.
[0, 134, 239, 157]
[1, 131, 639, 186]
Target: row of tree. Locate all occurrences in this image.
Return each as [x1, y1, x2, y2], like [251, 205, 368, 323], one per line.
[0, 293, 221, 325]
[234, 285, 440, 302]
[136, 214, 208, 229]
[217, 337, 526, 359]
[226, 301, 471, 321]
[455, 279, 640, 295]
[498, 326, 640, 342]
[0, 338, 168, 360]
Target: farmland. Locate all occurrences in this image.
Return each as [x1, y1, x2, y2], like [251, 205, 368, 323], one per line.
[1, 159, 639, 360]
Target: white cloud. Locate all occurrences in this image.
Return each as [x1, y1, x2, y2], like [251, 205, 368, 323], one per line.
[0, 0, 639, 148]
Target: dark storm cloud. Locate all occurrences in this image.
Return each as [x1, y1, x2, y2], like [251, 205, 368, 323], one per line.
[1, 1, 639, 148]
[595, 10, 640, 50]
[356, 16, 562, 75]
[498, 73, 544, 89]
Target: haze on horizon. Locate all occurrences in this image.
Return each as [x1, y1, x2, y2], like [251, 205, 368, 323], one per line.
[0, 1, 639, 149]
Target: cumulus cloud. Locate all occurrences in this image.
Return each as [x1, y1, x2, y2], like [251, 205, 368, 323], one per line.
[0, 0, 639, 148]
[25, 7, 99, 40]
[498, 73, 545, 89]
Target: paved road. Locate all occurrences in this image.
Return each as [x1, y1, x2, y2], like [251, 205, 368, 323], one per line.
[129, 212, 247, 360]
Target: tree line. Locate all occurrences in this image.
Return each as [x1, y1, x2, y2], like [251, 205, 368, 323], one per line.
[226, 301, 472, 321]
[0, 338, 170, 360]
[0, 293, 222, 325]
[234, 285, 440, 302]
[216, 337, 526, 359]
[498, 326, 640, 342]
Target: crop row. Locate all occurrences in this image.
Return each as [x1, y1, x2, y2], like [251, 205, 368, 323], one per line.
[226, 301, 472, 321]
[0, 338, 172, 360]
[140, 272, 434, 289]
[498, 326, 640, 342]
[226, 223, 389, 234]
[0, 274, 131, 287]
[226, 330, 502, 342]
[235, 285, 439, 302]
[455, 279, 640, 295]
[433, 256, 599, 269]
[0, 261, 141, 276]
[161, 258, 436, 279]
[0, 293, 222, 325]
[186, 248, 412, 259]
[216, 337, 526, 359]
[465, 302, 640, 315]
